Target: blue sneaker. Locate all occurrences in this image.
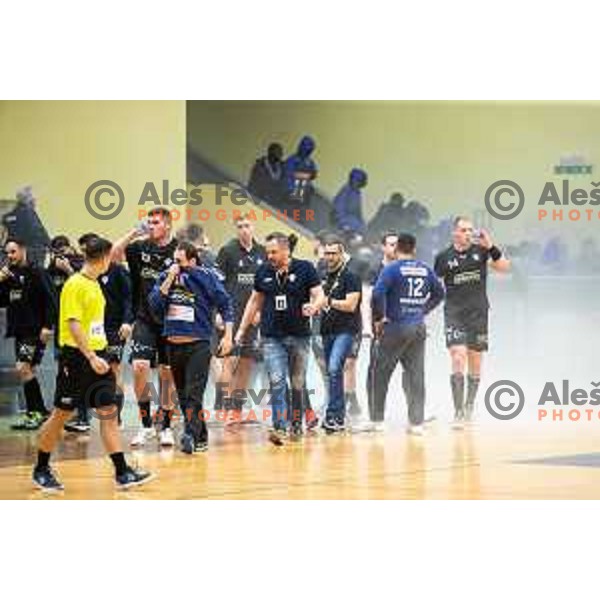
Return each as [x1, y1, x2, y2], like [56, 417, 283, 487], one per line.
[33, 467, 64, 493]
[115, 466, 155, 490]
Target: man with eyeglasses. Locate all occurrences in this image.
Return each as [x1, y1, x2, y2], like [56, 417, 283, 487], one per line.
[215, 215, 266, 422]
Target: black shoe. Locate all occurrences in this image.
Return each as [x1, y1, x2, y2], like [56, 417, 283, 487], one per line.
[12, 413, 35, 431]
[322, 416, 345, 434]
[33, 467, 64, 493]
[195, 441, 208, 453]
[116, 466, 155, 490]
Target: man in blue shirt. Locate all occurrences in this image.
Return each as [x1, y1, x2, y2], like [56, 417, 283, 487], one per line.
[235, 232, 325, 444]
[149, 241, 234, 453]
[370, 233, 444, 435]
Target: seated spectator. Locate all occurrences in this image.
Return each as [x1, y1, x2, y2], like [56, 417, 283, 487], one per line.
[284, 135, 318, 203]
[247, 142, 286, 204]
[332, 168, 368, 239]
[366, 192, 407, 244]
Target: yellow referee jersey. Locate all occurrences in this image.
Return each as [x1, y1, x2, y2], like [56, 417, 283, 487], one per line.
[59, 272, 107, 351]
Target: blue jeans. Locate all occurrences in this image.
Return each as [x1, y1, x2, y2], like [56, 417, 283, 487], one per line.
[322, 333, 354, 421]
[262, 336, 310, 429]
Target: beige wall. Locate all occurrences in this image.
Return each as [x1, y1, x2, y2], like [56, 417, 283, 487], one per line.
[187, 101, 600, 242]
[0, 100, 186, 241]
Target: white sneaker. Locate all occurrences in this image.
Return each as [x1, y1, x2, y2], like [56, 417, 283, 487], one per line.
[159, 428, 175, 447]
[451, 414, 465, 430]
[130, 427, 157, 447]
[407, 424, 424, 436]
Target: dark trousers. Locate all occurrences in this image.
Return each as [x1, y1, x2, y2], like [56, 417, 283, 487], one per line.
[166, 340, 211, 443]
[368, 324, 426, 426]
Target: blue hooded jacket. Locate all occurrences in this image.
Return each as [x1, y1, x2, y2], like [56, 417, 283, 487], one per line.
[148, 266, 234, 340]
[284, 135, 318, 192]
[333, 168, 368, 234]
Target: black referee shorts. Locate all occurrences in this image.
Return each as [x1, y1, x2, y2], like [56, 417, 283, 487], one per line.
[54, 347, 117, 412]
[445, 308, 489, 352]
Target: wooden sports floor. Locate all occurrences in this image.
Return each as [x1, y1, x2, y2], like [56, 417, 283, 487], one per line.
[2, 411, 600, 499]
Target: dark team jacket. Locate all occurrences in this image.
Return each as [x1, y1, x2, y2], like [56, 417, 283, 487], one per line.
[46, 254, 84, 320]
[434, 244, 490, 314]
[0, 263, 57, 338]
[216, 239, 266, 320]
[126, 238, 178, 322]
[98, 263, 134, 332]
[148, 266, 234, 341]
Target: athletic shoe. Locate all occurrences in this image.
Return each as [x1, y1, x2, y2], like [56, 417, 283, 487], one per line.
[130, 427, 157, 447]
[11, 413, 34, 431]
[115, 466, 155, 490]
[322, 417, 345, 434]
[159, 428, 175, 447]
[195, 441, 208, 453]
[306, 412, 320, 432]
[64, 420, 91, 434]
[268, 427, 288, 446]
[407, 424, 425, 436]
[33, 467, 64, 493]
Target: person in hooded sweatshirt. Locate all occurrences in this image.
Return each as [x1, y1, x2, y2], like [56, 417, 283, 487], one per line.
[247, 142, 286, 204]
[333, 168, 368, 238]
[284, 135, 318, 203]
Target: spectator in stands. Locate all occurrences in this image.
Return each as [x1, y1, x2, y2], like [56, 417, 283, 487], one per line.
[284, 135, 318, 203]
[332, 168, 368, 239]
[2, 186, 50, 267]
[247, 142, 286, 204]
[367, 192, 407, 244]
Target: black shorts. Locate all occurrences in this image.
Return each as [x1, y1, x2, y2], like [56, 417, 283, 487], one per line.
[105, 329, 125, 364]
[14, 337, 46, 366]
[54, 347, 117, 411]
[445, 309, 489, 352]
[129, 319, 168, 366]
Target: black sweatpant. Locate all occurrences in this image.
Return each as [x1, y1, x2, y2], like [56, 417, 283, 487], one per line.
[166, 340, 211, 444]
[369, 324, 426, 426]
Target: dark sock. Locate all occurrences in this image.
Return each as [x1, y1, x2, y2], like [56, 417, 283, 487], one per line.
[162, 409, 171, 429]
[466, 375, 481, 407]
[450, 373, 465, 414]
[24, 378, 46, 414]
[36, 450, 51, 471]
[110, 452, 128, 477]
[77, 398, 89, 423]
[139, 401, 152, 428]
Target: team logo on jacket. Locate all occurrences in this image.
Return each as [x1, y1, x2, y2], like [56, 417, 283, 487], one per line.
[289, 274, 296, 282]
[141, 252, 150, 263]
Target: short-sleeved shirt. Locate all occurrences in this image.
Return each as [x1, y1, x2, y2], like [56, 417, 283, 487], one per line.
[254, 258, 321, 338]
[434, 244, 490, 314]
[216, 239, 266, 321]
[125, 238, 178, 321]
[320, 263, 362, 335]
[59, 273, 107, 351]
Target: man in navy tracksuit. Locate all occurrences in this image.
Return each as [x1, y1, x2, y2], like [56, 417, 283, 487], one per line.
[332, 168, 368, 238]
[284, 135, 318, 203]
[371, 233, 444, 434]
[149, 241, 234, 453]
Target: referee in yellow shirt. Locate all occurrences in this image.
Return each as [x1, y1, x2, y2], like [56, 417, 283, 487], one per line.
[33, 236, 155, 492]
